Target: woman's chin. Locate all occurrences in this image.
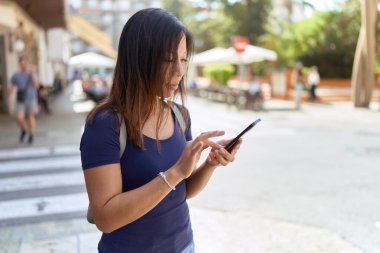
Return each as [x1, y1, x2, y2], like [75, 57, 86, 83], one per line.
[172, 84, 179, 91]
[170, 86, 178, 96]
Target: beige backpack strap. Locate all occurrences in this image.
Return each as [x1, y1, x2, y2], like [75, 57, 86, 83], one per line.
[117, 113, 127, 157]
[171, 104, 186, 133]
[87, 113, 127, 225]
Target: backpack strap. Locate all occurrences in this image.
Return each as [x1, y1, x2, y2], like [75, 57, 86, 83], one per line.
[117, 113, 127, 158]
[170, 104, 186, 134]
[117, 104, 186, 158]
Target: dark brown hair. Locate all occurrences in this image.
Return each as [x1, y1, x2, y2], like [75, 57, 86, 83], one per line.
[87, 8, 193, 149]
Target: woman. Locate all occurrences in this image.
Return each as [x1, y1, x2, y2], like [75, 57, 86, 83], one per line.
[80, 8, 241, 253]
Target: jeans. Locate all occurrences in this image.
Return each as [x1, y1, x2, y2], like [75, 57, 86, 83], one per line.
[181, 240, 195, 253]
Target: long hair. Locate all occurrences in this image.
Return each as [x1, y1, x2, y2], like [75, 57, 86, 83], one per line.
[87, 8, 193, 149]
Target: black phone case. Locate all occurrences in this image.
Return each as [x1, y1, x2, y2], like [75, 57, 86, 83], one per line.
[225, 118, 261, 152]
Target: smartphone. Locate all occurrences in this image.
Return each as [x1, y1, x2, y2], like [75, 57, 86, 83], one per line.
[224, 118, 261, 152]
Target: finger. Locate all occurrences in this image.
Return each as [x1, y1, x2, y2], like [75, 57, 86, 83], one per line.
[204, 139, 223, 150]
[218, 148, 235, 162]
[207, 153, 218, 165]
[230, 139, 243, 155]
[217, 139, 234, 146]
[198, 130, 225, 141]
[195, 131, 225, 149]
[213, 150, 229, 166]
[208, 152, 216, 162]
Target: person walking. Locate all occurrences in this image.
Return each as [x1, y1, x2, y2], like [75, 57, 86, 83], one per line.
[293, 62, 305, 109]
[80, 8, 242, 253]
[307, 66, 320, 101]
[7, 56, 40, 144]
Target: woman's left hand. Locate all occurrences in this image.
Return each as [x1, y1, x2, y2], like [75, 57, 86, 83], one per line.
[206, 139, 242, 167]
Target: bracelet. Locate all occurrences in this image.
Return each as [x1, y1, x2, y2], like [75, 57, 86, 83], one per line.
[158, 172, 176, 191]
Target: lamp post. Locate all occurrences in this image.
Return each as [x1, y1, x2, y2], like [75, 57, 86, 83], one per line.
[232, 36, 249, 89]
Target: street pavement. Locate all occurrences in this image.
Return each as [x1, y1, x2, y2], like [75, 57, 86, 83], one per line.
[0, 82, 379, 253]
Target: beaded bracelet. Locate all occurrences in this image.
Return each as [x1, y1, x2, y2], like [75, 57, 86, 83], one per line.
[158, 172, 176, 191]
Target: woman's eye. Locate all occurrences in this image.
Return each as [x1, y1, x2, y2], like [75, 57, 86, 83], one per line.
[165, 59, 187, 64]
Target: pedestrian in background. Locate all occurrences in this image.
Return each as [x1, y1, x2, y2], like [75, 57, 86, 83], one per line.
[246, 73, 263, 110]
[80, 8, 242, 253]
[38, 84, 52, 114]
[307, 65, 320, 101]
[7, 56, 40, 144]
[293, 62, 304, 109]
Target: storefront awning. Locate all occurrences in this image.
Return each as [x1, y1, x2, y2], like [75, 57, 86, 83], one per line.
[67, 14, 117, 59]
[12, 0, 66, 28]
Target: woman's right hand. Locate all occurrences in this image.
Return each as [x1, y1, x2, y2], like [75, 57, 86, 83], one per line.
[172, 131, 225, 180]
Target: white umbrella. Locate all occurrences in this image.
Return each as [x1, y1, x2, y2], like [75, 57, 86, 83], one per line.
[192, 47, 229, 66]
[192, 45, 277, 66]
[68, 52, 116, 68]
[220, 45, 277, 64]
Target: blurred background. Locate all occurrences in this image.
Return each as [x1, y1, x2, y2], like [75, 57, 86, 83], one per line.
[0, 0, 379, 110]
[0, 0, 379, 253]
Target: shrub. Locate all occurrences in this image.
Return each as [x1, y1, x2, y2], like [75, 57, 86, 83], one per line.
[203, 64, 235, 86]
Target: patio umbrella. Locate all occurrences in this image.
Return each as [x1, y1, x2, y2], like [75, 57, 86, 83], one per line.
[191, 47, 229, 66]
[192, 45, 277, 66]
[68, 52, 116, 68]
[220, 45, 277, 64]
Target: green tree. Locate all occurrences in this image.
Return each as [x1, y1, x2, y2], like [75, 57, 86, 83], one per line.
[161, 0, 187, 20]
[260, 1, 361, 78]
[163, 0, 272, 52]
[300, 10, 360, 78]
[184, 9, 234, 51]
[220, 0, 272, 45]
[281, 0, 315, 23]
[203, 63, 235, 85]
[163, 0, 232, 52]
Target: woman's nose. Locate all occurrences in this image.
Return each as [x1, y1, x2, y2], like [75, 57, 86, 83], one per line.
[174, 60, 185, 76]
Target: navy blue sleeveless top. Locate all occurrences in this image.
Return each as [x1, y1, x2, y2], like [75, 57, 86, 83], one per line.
[80, 107, 193, 253]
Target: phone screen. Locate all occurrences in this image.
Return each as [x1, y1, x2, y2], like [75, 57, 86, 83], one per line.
[224, 118, 261, 152]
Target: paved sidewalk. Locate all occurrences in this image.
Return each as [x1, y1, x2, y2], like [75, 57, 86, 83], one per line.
[0, 207, 364, 253]
[1, 83, 379, 252]
[0, 82, 91, 149]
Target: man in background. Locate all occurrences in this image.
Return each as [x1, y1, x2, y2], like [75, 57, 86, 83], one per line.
[7, 56, 40, 144]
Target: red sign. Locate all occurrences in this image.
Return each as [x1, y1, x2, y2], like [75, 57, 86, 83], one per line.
[232, 36, 249, 53]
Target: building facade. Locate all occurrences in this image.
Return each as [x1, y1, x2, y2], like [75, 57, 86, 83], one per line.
[69, 0, 161, 54]
[0, 0, 68, 113]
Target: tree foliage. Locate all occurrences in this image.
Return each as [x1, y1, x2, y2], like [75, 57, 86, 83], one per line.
[203, 63, 235, 85]
[162, 0, 271, 52]
[163, 0, 378, 78]
[260, 1, 361, 78]
[220, 0, 272, 45]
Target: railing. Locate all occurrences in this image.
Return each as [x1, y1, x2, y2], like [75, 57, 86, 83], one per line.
[188, 86, 263, 110]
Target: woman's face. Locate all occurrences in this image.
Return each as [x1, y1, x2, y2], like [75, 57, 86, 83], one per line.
[164, 35, 187, 97]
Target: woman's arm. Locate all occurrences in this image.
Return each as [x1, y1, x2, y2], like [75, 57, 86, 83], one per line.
[84, 163, 183, 234]
[30, 68, 40, 89]
[185, 139, 242, 199]
[85, 131, 224, 233]
[184, 161, 217, 199]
